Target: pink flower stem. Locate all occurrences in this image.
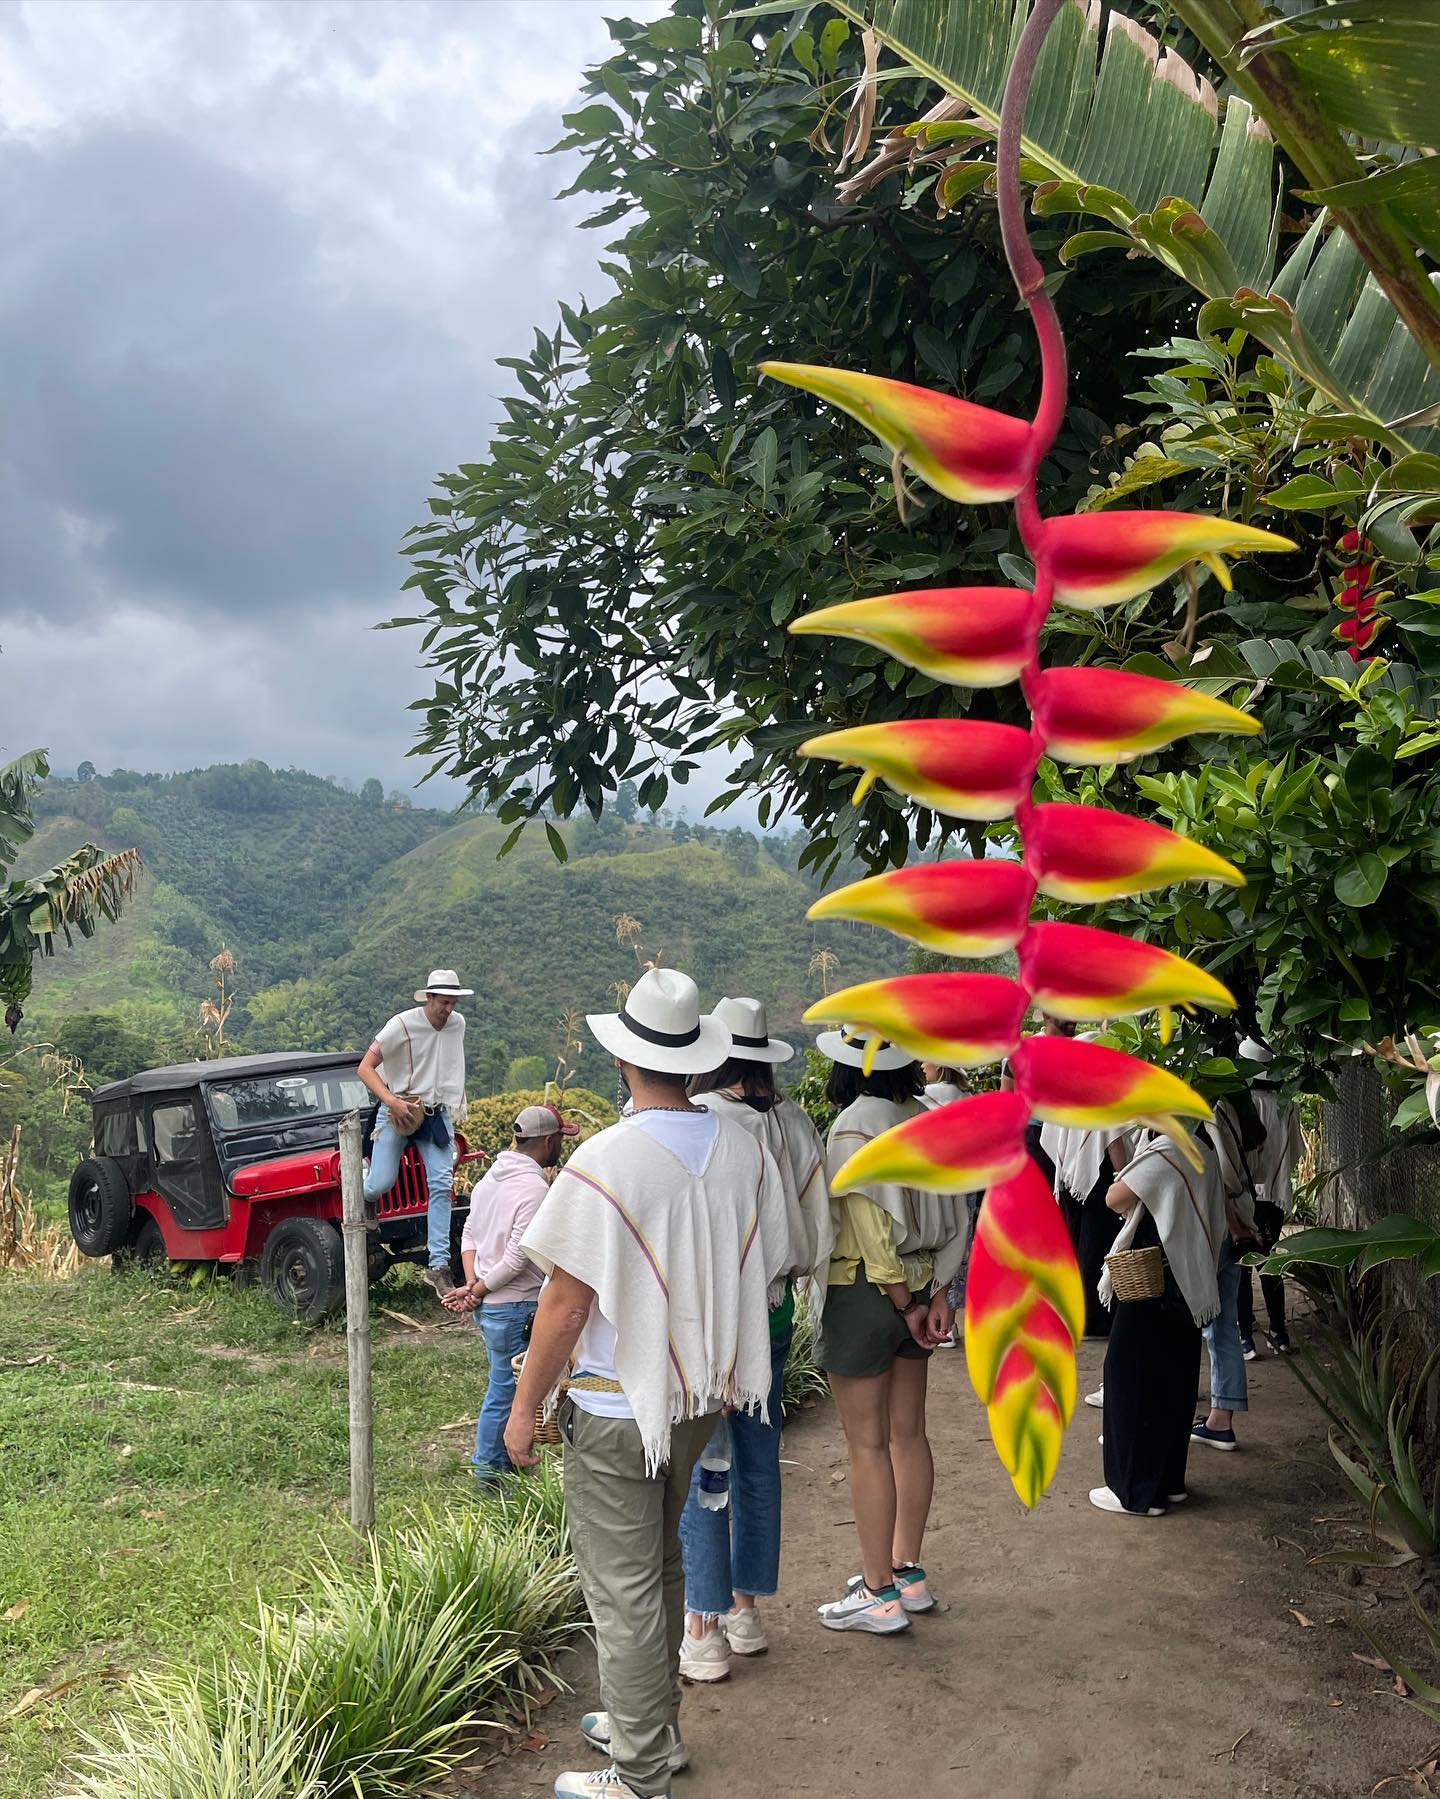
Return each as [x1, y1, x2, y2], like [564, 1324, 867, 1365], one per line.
[995, 0, 1070, 1015]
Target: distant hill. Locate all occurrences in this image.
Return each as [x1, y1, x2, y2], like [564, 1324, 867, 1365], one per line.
[17, 764, 906, 1095]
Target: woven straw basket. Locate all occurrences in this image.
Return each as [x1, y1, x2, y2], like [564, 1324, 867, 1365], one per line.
[511, 1353, 564, 1447]
[1105, 1243, 1165, 1303]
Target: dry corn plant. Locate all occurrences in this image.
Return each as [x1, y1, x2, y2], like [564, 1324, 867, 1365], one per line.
[199, 946, 238, 1057]
[0, 1125, 82, 1276]
[614, 913, 663, 975]
[548, 1007, 585, 1103]
[0, 1043, 89, 1274]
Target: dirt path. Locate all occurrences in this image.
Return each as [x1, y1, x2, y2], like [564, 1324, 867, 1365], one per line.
[463, 1338, 1437, 1799]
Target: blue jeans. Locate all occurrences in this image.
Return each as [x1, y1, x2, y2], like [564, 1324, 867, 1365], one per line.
[472, 1300, 538, 1478]
[679, 1322, 793, 1613]
[1204, 1236, 1248, 1413]
[363, 1109, 454, 1268]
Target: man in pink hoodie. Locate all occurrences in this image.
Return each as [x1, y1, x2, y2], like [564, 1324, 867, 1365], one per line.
[446, 1103, 578, 1479]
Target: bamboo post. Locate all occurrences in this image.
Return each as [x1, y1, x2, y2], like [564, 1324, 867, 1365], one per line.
[338, 1111, 374, 1533]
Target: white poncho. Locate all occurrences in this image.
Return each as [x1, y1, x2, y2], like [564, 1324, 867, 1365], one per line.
[692, 1090, 833, 1295]
[522, 1113, 790, 1473]
[1098, 1128, 1226, 1327]
[1039, 1121, 1132, 1204]
[826, 1094, 971, 1296]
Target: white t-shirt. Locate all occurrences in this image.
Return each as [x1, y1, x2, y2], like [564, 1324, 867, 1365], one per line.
[371, 1006, 466, 1112]
[570, 1110, 720, 1421]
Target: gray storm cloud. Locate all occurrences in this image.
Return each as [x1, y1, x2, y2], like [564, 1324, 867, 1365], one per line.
[0, 0, 671, 801]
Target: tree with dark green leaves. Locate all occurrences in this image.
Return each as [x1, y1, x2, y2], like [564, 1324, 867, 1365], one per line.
[392, 0, 1187, 878]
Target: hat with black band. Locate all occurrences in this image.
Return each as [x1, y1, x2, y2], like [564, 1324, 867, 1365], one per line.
[706, 996, 794, 1065]
[815, 1023, 916, 1072]
[586, 967, 732, 1075]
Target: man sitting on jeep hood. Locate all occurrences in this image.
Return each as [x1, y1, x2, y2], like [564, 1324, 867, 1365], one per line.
[358, 967, 472, 1297]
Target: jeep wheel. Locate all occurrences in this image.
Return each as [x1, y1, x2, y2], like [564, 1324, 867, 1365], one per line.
[68, 1157, 132, 1257]
[260, 1218, 345, 1323]
[112, 1213, 168, 1271]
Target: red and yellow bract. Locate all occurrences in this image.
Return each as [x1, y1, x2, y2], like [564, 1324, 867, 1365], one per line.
[1025, 803, 1243, 902]
[806, 860, 1037, 956]
[758, 362, 1033, 504]
[801, 719, 1035, 819]
[790, 587, 1043, 688]
[1030, 666, 1262, 764]
[829, 1090, 1030, 1197]
[1039, 511, 1294, 609]
[1018, 920, 1236, 1024]
[805, 972, 1028, 1069]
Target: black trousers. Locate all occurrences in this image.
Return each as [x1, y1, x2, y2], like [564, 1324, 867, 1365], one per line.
[1237, 1201, 1286, 1338]
[1102, 1274, 1201, 1513]
[1059, 1170, 1123, 1339]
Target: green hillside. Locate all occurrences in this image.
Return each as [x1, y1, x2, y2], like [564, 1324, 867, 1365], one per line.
[10, 765, 903, 1135]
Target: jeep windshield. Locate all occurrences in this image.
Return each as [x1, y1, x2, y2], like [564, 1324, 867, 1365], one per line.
[208, 1071, 368, 1132]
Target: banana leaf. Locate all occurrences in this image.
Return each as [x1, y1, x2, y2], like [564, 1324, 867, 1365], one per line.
[820, 0, 1439, 445]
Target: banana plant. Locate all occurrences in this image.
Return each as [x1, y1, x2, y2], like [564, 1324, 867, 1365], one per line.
[806, 0, 1440, 448]
[0, 751, 142, 1031]
[769, 0, 1292, 1504]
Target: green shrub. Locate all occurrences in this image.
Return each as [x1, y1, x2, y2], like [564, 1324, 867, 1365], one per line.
[70, 1486, 581, 1799]
[788, 1048, 838, 1140]
[459, 1087, 617, 1165]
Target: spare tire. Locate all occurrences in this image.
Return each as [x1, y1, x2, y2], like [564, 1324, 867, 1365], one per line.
[68, 1156, 133, 1257]
[260, 1217, 345, 1323]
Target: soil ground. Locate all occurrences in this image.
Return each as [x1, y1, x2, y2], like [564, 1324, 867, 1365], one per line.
[462, 1334, 1440, 1799]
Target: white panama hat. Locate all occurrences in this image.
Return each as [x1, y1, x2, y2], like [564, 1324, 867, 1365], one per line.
[708, 996, 794, 1065]
[1239, 1036, 1275, 1065]
[415, 967, 474, 1001]
[815, 1023, 917, 1073]
[587, 967, 732, 1076]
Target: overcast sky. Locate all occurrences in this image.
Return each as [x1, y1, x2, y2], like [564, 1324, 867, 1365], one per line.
[0, 0, 728, 813]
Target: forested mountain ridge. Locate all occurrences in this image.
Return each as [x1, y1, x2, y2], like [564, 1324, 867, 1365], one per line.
[14, 764, 904, 1103]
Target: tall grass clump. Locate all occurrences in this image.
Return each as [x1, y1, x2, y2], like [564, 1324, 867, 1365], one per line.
[783, 1287, 828, 1415]
[70, 1466, 583, 1799]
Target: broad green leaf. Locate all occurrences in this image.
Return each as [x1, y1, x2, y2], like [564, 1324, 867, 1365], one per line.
[1334, 851, 1388, 907]
[1302, 158, 1440, 264]
[1242, 2, 1440, 147]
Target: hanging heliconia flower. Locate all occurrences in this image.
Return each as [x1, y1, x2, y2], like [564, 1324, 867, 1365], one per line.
[769, 0, 1293, 1507]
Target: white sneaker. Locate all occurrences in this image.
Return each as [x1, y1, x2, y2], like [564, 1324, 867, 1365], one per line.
[1167, 1491, 1189, 1504]
[579, 1714, 687, 1774]
[722, 1606, 768, 1655]
[1089, 1485, 1164, 1518]
[818, 1579, 910, 1634]
[844, 1564, 935, 1613]
[1083, 1385, 1104, 1409]
[554, 1772, 659, 1798]
[678, 1623, 731, 1683]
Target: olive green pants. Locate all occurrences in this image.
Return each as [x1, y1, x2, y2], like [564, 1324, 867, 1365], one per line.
[562, 1402, 718, 1796]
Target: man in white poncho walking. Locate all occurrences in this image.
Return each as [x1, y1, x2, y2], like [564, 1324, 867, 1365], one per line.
[506, 968, 789, 1799]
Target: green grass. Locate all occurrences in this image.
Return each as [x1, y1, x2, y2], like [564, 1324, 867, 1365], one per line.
[0, 1263, 494, 1796]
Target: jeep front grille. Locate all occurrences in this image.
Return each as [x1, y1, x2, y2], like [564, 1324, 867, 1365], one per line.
[374, 1145, 429, 1218]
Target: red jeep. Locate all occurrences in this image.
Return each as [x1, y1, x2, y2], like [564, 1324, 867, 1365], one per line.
[67, 1051, 481, 1320]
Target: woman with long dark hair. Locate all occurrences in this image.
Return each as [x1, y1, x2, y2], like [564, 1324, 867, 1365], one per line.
[813, 1027, 968, 1634]
[673, 998, 831, 1683]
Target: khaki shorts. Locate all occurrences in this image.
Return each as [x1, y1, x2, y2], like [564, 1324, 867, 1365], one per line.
[817, 1276, 932, 1379]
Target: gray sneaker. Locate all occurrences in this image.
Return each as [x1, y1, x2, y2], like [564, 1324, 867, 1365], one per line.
[422, 1267, 455, 1299]
[579, 1713, 687, 1775]
[818, 1579, 910, 1634]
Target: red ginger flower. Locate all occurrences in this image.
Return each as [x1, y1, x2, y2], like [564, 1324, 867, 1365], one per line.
[766, 0, 1279, 1506]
